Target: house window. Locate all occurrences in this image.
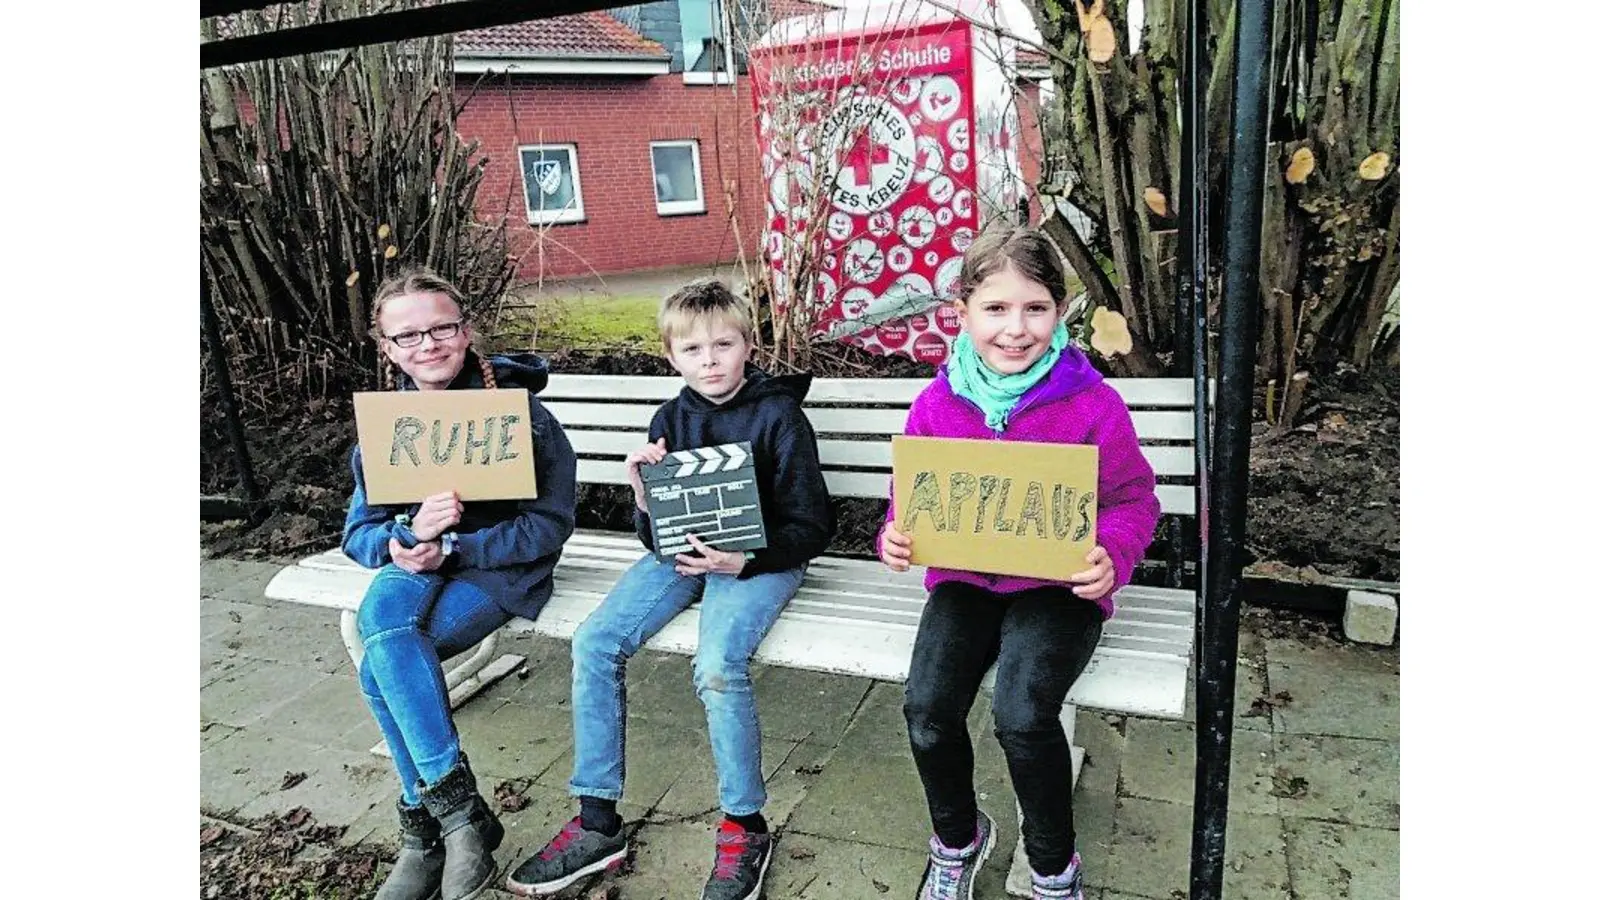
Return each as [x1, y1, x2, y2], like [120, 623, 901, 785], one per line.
[518, 144, 585, 224]
[651, 141, 706, 216]
[680, 0, 734, 84]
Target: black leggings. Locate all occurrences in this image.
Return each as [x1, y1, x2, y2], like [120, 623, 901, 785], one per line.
[903, 580, 1104, 875]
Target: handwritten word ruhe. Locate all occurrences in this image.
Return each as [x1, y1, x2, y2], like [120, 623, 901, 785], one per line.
[388, 415, 523, 467]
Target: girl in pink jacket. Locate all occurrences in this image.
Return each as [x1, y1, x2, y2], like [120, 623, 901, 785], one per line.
[879, 226, 1161, 900]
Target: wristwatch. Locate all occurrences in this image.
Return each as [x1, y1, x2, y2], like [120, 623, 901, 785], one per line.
[743, 550, 756, 564]
[441, 531, 460, 557]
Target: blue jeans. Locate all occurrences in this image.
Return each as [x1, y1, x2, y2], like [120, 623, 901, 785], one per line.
[357, 566, 510, 805]
[568, 554, 804, 816]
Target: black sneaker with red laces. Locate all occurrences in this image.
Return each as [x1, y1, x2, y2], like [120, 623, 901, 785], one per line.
[700, 819, 774, 900]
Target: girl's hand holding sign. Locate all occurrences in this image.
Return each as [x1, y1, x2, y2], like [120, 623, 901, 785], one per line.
[410, 490, 463, 541]
[879, 520, 914, 572]
[1067, 545, 1116, 601]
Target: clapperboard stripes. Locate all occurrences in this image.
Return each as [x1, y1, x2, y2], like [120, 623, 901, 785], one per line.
[640, 442, 768, 558]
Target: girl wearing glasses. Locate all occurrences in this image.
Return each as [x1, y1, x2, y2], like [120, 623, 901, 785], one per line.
[342, 269, 578, 900]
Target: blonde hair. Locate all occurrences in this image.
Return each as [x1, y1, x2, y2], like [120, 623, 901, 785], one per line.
[369, 268, 496, 390]
[657, 277, 756, 347]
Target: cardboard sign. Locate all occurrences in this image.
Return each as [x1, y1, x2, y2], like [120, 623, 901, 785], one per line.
[749, 0, 1026, 365]
[353, 389, 537, 504]
[640, 442, 767, 558]
[892, 436, 1098, 580]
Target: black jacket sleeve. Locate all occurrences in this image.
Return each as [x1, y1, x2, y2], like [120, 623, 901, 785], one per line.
[740, 408, 835, 578]
[632, 406, 671, 552]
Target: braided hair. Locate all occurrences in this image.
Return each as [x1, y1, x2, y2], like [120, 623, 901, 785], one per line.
[370, 268, 497, 390]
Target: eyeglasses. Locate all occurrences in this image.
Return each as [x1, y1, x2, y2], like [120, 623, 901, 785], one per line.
[384, 321, 464, 348]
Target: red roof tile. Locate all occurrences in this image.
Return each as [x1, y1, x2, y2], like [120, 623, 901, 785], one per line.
[1016, 47, 1048, 67]
[456, 11, 667, 59]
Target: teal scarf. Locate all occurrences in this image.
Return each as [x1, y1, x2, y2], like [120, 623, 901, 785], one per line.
[946, 322, 1071, 433]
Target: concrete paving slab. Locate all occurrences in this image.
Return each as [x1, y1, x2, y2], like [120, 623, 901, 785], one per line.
[457, 697, 577, 784]
[1183, 649, 1275, 734]
[200, 595, 270, 642]
[763, 832, 931, 899]
[200, 721, 241, 753]
[1271, 734, 1399, 829]
[232, 607, 350, 675]
[252, 670, 375, 753]
[1119, 718, 1280, 816]
[1283, 818, 1399, 900]
[786, 748, 931, 852]
[655, 734, 804, 818]
[199, 558, 284, 604]
[532, 721, 706, 814]
[1073, 712, 1126, 796]
[1104, 796, 1290, 900]
[754, 665, 876, 744]
[758, 737, 841, 833]
[834, 680, 914, 760]
[201, 728, 384, 824]
[200, 657, 332, 728]
[1264, 636, 1398, 741]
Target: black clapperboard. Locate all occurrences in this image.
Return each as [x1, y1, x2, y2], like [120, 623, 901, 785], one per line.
[640, 442, 768, 558]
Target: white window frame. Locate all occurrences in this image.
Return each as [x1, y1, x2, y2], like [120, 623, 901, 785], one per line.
[650, 140, 707, 217]
[518, 143, 585, 225]
[680, 0, 736, 86]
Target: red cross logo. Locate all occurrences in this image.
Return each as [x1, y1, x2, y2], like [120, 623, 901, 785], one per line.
[844, 130, 892, 184]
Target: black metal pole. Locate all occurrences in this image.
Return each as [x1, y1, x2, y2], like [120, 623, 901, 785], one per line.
[201, 262, 262, 504]
[1189, 0, 1273, 898]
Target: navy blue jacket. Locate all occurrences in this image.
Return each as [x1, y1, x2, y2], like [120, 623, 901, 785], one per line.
[342, 352, 578, 620]
[635, 365, 835, 577]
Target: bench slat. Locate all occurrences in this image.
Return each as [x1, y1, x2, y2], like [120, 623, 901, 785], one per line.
[549, 401, 1195, 442]
[565, 429, 1197, 478]
[543, 375, 1201, 410]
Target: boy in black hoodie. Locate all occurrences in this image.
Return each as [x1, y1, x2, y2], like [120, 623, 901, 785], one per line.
[507, 279, 834, 900]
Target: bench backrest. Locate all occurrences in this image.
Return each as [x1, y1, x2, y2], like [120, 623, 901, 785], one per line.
[541, 374, 1197, 517]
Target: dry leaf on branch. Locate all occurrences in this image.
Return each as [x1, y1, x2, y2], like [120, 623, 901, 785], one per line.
[1087, 16, 1117, 63]
[1285, 147, 1316, 184]
[1089, 307, 1133, 357]
[1143, 187, 1169, 216]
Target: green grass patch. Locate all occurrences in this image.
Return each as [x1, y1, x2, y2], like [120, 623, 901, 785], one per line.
[490, 292, 661, 351]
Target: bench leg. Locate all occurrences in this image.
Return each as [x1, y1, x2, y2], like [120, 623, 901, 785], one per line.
[1004, 703, 1086, 897]
[338, 613, 526, 759]
[339, 610, 365, 670]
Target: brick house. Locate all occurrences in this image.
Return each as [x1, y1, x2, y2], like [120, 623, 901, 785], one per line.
[453, 1, 1047, 282]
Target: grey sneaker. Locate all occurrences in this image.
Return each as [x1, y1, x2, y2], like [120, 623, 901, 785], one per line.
[1030, 852, 1084, 899]
[503, 815, 627, 897]
[700, 819, 774, 900]
[915, 809, 996, 900]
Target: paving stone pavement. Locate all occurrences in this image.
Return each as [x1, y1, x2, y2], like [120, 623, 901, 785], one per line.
[200, 558, 1398, 899]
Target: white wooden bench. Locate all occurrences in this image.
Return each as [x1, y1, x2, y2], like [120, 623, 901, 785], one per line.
[265, 372, 1199, 895]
